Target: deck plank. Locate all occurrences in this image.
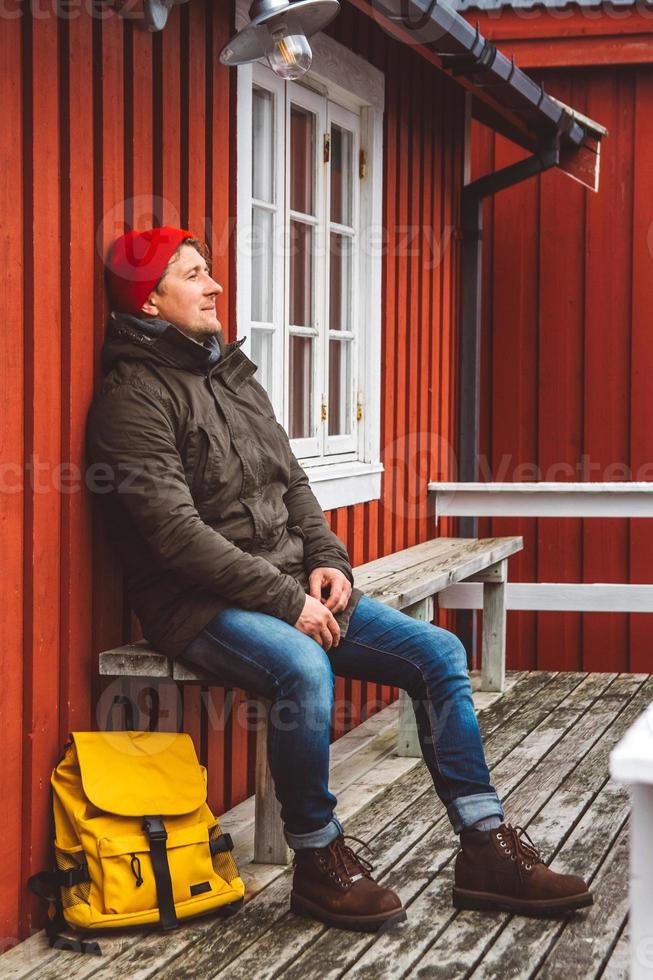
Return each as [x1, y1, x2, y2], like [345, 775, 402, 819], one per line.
[601, 921, 630, 980]
[326, 673, 630, 980]
[74, 672, 581, 980]
[536, 823, 630, 980]
[5, 672, 646, 980]
[468, 676, 652, 980]
[195, 674, 608, 980]
[408, 675, 650, 980]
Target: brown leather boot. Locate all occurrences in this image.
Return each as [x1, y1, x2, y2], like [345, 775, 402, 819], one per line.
[453, 822, 593, 916]
[290, 833, 406, 932]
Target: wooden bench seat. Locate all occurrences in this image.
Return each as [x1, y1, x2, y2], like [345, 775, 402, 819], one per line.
[99, 535, 523, 864]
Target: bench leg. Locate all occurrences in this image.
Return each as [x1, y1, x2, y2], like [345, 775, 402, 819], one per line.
[479, 560, 507, 693]
[254, 699, 291, 865]
[397, 596, 435, 758]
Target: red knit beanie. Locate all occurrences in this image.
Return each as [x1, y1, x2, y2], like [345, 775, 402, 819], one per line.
[105, 226, 194, 314]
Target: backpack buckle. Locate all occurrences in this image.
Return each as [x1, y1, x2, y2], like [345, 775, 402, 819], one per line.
[142, 816, 168, 842]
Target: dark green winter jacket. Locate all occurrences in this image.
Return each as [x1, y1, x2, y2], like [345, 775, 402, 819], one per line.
[85, 312, 362, 660]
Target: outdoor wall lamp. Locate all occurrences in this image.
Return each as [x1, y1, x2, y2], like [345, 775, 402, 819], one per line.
[219, 0, 340, 80]
[110, 0, 190, 32]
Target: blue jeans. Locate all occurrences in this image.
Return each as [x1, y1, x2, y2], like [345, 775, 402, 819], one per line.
[180, 594, 503, 849]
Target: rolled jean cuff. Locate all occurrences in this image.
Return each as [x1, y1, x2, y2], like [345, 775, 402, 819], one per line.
[284, 815, 344, 851]
[447, 792, 505, 835]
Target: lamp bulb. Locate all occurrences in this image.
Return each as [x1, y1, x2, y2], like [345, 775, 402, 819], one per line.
[266, 32, 312, 80]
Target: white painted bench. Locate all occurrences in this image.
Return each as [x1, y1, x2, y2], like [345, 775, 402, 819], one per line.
[610, 709, 653, 979]
[99, 535, 522, 865]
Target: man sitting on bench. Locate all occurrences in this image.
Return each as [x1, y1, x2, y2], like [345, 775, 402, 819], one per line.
[86, 226, 592, 932]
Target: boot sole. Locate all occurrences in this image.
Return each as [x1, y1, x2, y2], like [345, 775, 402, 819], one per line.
[290, 892, 407, 933]
[452, 886, 593, 917]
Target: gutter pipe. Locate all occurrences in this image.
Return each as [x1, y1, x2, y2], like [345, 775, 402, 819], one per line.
[456, 139, 561, 655]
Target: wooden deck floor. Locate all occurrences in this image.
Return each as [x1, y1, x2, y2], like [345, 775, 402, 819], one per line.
[6, 670, 648, 980]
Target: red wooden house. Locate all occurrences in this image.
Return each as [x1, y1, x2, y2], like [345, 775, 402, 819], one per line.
[454, 0, 653, 674]
[1, 0, 606, 945]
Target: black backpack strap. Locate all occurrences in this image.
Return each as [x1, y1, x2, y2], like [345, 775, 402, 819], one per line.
[143, 816, 178, 931]
[26, 776, 102, 956]
[105, 694, 137, 731]
[209, 832, 234, 856]
[27, 870, 101, 956]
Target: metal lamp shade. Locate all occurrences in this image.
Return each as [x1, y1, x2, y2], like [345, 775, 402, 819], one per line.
[219, 0, 340, 65]
[143, 0, 190, 31]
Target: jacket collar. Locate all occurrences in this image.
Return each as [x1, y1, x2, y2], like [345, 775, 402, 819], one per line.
[106, 312, 258, 392]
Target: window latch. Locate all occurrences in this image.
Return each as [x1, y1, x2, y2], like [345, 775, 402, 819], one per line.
[321, 395, 328, 421]
[359, 149, 367, 180]
[357, 393, 363, 421]
[323, 132, 331, 163]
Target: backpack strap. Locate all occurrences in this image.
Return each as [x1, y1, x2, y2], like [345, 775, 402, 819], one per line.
[105, 694, 136, 731]
[209, 832, 234, 855]
[142, 816, 178, 931]
[26, 776, 102, 956]
[27, 870, 102, 956]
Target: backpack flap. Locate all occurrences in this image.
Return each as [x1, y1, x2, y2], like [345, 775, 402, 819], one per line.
[72, 732, 206, 817]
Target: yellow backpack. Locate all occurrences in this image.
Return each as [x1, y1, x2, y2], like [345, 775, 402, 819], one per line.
[28, 730, 245, 955]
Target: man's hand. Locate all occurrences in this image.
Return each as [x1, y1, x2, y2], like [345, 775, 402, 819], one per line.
[293, 594, 340, 650]
[308, 566, 352, 614]
[292, 567, 352, 650]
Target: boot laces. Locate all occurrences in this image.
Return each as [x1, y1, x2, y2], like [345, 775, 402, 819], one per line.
[497, 824, 542, 883]
[325, 835, 376, 884]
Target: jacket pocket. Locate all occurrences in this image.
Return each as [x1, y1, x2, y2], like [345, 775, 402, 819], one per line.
[288, 523, 305, 541]
[181, 424, 212, 500]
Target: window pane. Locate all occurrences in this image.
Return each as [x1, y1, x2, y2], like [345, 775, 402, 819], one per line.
[289, 220, 313, 327]
[290, 105, 315, 216]
[251, 207, 273, 322]
[251, 329, 273, 397]
[330, 124, 353, 226]
[289, 335, 313, 439]
[252, 87, 274, 204]
[329, 233, 352, 332]
[328, 338, 352, 436]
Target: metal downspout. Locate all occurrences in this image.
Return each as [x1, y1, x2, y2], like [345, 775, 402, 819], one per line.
[456, 140, 560, 658]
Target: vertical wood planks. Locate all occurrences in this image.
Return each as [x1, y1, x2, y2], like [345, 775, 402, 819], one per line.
[3, 0, 466, 940]
[474, 66, 649, 672]
[536, 74, 584, 672]
[629, 69, 653, 673]
[60, 0, 95, 743]
[0, 8, 24, 951]
[180, 0, 206, 756]
[583, 71, 632, 672]
[128, 21, 154, 225]
[93, 7, 126, 666]
[488, 135, 540, 670]
[22, 5, 63, 935]
[406, 50, 422, 551]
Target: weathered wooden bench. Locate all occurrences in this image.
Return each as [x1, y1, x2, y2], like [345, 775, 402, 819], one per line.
[100, 535, 522, 865]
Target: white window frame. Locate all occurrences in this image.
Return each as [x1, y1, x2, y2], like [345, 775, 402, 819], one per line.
[324, 98, 360, 459]
[284, 80, 326, 461]
[236, 13, 385, 510]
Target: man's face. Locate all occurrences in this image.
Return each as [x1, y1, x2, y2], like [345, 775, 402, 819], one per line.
[141, 243, 223, 343]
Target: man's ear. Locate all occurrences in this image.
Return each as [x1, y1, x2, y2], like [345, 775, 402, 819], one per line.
[140, 291, 160, 317]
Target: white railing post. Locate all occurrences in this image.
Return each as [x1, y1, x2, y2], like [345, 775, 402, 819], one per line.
[611, 707, 653, 979]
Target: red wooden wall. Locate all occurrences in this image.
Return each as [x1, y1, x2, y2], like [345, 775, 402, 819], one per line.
[470, 61, 653, 673]
[1, 0, 463, 944]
